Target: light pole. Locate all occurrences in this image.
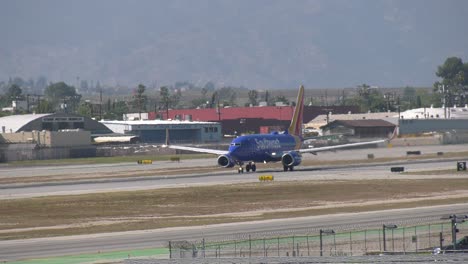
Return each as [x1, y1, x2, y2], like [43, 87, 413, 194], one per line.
[383, 224, 397, 252]
[442, 214, 468, 250]
[320, 229, 335, 256]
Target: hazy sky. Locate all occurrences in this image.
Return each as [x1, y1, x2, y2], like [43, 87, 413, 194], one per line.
[1, 0, 467, 89]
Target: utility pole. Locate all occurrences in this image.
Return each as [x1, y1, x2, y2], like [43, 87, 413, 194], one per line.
[217, 100, 221, 121]
[99, 89, 103, 120]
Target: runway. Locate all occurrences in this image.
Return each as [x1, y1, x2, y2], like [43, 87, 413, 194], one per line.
[1, 203, 467, 261]
[1, 143, 467, 179]
[0, 158, 464, 199]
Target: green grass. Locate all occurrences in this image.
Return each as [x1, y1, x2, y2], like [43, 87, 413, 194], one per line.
[10, 248, 168, 264]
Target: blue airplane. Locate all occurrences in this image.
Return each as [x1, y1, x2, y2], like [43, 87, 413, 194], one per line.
[169, 85, 389, 173]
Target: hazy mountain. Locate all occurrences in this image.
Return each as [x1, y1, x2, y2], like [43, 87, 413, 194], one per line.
[1, 0, 467, 89]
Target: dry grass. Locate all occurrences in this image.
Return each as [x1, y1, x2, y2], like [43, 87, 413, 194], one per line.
[2, 179, 468, 240]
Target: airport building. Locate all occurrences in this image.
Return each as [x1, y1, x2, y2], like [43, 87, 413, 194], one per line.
[148, 105, 359, 135]
[321, 119, 396, 138]
[0, 113, 112, 134]
[0, 113, 108, 161]
[100, 120, 222, 144]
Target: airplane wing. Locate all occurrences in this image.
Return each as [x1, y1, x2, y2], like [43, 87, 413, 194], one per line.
[298, 139, 387, 154]
[168, 145, 228, 155]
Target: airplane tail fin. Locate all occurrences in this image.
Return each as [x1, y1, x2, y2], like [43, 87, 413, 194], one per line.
[288, 85, 305, 137]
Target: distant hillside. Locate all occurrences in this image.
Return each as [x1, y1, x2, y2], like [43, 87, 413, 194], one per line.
[0, 0, 467, 89]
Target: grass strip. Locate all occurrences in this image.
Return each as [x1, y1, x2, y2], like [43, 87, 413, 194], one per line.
[9, 248, 168, 264]
[2, 179, 468, 240]
[6, 153, 216, 167]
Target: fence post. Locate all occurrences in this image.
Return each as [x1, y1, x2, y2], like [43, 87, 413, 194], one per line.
[334, 233, 337, 256]
[169, 241, 172, 259]
[364, 230, 367, 254]
[234, 240, 237, 257]
[349, 232, 352, 256]
[307, 235, 310, 256]
[415, 226, 418, 252]
[379, 230, 382, 252]
[391, 229, 395, 252]
[263, 238, 266, 257]
[439, 232, 443, 249]
[278, 237, 279, 257]
[403, 227, 406, 254]
[249, 235, 252, 258]
[429, 224, 431, 248]
[277, 237, 280, 257]
[292, 236, 295, 256]
[202, 238, 205, 258]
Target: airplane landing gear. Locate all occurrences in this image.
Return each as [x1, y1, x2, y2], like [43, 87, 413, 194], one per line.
[246, 162, 256, 172]
[283, 165, 294, 171]
[238, 167, 244, 173]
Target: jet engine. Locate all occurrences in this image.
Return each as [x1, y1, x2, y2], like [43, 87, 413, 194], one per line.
[217, 154, 235, 168]
[281, 151, 302, 167]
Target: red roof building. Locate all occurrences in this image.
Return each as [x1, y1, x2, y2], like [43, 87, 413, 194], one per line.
[148, 105, 359, 135]
[149, 106, 294, 122]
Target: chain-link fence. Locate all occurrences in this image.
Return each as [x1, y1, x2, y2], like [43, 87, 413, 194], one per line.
[169, 221, 468, 259]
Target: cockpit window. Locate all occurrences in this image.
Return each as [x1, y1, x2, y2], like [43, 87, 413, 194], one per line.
[230, 143, 241, 146]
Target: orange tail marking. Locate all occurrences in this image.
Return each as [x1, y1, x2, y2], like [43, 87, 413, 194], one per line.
[288, 85, 305, 137]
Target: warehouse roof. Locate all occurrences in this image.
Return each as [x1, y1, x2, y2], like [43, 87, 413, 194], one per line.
[0, 113, 51, 133]
[100, 120, 219, 125]
[0, 113, 112, 134]
[321, 119, 396, 128]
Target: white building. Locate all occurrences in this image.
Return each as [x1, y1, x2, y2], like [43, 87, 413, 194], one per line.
[398, 105, 468, 119]
[100, 120, 221, 144]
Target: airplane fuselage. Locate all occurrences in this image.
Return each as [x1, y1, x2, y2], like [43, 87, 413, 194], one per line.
[227, 133, 301, 163]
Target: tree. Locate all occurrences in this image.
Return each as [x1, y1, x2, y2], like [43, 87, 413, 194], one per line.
[133, 84, 147, 120]
[247, 90, 258, 106]
[210, 91, 218, 108]
[159, 86, 171, 119]
[203, 81, 215, 91]
[190, 98, 208, 108]
[436, 57, 467, 87]
[171, 88, 182, 108]
[273, 95, 289, 105]
[44, 82, 81, 112]
[402, 86, 417, 109]
[35, 76, 47, 92]
[435, 57, 468, 106]
[6, 84, 23, 101]
[108, 101, 128, 120]
[217, 87, 237, 106]
[349, 84, 388, 112]
[201, 87, 208, 99]
[35, 99, 54, 113]
[77, 101, 92, 118]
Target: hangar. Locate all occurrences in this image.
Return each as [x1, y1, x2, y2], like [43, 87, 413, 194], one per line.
[100, 120, 222, 144]
[0, 113, 112, 134]
[321, 119, 396, 138]
[0, 113, 107, 161]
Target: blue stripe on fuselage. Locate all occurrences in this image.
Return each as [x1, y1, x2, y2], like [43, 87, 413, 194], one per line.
[228, 134, 300, 162]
